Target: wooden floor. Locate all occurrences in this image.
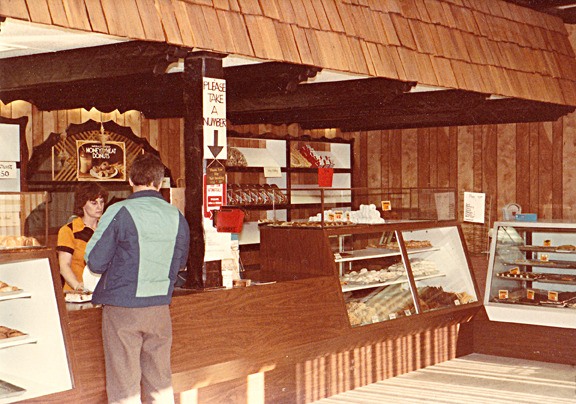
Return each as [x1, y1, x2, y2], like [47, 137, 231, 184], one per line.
[313, 354, 576, 404]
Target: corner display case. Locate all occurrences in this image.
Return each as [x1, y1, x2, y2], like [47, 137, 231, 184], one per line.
[259, 221, 480, 327]
[485, 221, 576, 328]
[0, 248, 73, 403]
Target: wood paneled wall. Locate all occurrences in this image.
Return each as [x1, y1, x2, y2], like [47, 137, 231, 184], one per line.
[352, 119, 572, 223]
[2, 100, 575, 220]
[3, 99, 576, 248]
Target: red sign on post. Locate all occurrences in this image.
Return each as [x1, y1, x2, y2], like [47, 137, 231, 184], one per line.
[203, 175, 226, 218]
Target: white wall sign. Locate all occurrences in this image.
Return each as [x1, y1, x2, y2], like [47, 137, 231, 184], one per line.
[0, 123, 20, 161]
[463, 192, 486, 223]
[203, 77, 227, 160]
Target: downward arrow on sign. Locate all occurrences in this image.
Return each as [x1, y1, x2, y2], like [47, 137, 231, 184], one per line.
[208, 129, 223, 159]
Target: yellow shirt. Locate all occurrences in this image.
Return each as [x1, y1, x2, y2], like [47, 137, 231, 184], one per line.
[56, 217, 94, 291]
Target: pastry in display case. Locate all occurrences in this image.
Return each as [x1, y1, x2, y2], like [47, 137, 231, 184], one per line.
[0, 192, 48, 250]
[485, 221, 576, 328]
[336, 225, 478, 326]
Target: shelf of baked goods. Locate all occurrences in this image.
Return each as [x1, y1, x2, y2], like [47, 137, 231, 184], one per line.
[496, 269, 576, 285]
[0, 326, 37, 349]
[227, 183, 288, 208]
[335, 244, 440, 263]
[517, 244, 576, 254]
[0, 279, 31, 302]
[501, 258, 576, 269]
[341, 272, 446, 293]
[227, 144, 285, 169]
[0, 290, 31, 302]
[345, 282, 475, 326]
[491, 287, 576, 307]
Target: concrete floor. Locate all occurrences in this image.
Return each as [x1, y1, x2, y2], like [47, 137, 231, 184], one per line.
[313, 354, 576, 404]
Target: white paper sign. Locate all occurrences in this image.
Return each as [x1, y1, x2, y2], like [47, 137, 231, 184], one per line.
[463, 192, 485, 223]
[0, 162, 17, 179]
[203, 77, 227, 160]
[0, 124, 20, 161]
[203, 217, 233, 261]
[264, 166, 282, 178]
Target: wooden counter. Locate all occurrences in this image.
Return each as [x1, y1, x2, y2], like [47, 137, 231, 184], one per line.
[32, 275, 479, 403]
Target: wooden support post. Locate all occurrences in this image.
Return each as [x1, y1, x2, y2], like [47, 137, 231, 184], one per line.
[181, 52, 225, 289]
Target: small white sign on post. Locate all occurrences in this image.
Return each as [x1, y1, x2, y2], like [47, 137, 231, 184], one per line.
[463, 192, 486, 223]
[203, 77, 227, 160]
[264, 166, 282, 178]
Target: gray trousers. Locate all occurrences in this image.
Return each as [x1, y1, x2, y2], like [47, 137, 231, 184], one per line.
[102, 305, 174, 404]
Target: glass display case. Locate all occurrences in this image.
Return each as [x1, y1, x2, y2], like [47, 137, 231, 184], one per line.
[0, 248, 73, 402]
[485, 221, 576, 328]
[336, 224, 478, 326]
[0, 192, 48, 249]
[259, 221, 481, 328]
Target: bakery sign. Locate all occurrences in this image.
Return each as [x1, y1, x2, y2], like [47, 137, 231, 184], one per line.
[76, 140, 126, 181]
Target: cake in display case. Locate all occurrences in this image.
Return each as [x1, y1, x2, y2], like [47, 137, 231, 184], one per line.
[485, 221, 576, 328]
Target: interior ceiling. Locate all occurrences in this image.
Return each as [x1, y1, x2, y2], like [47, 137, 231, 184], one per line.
[0, 18, 574, 132]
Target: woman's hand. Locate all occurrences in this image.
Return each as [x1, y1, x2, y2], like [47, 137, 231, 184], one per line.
[74, 282, 86, 292]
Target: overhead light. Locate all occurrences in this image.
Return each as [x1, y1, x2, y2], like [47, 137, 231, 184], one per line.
[557, 4, 576, 9]
[409, 84, 449, 92]
[488, 94, 511, 100]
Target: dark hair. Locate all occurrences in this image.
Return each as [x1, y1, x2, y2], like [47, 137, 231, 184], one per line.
[73, 182, 109, 217]
[129, 153, 165, 188]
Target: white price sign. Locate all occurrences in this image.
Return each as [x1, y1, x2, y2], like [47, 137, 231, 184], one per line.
[0, 162, 17, 179]
[264, 166, 281, 178]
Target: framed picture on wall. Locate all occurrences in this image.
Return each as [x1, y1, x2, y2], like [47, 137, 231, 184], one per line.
[76, 140, 126, 181]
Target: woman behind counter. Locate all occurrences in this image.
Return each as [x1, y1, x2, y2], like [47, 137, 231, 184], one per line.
[57, 182, 108, 291]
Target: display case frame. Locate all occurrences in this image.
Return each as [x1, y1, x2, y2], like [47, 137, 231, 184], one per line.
[484, 220, 576, 329]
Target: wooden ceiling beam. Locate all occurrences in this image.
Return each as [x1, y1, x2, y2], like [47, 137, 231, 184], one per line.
[311, 99, 575, 131]
[227, 90, 485, 126]
[225, 62, 322, 96]
[0, 41, 189, 91]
